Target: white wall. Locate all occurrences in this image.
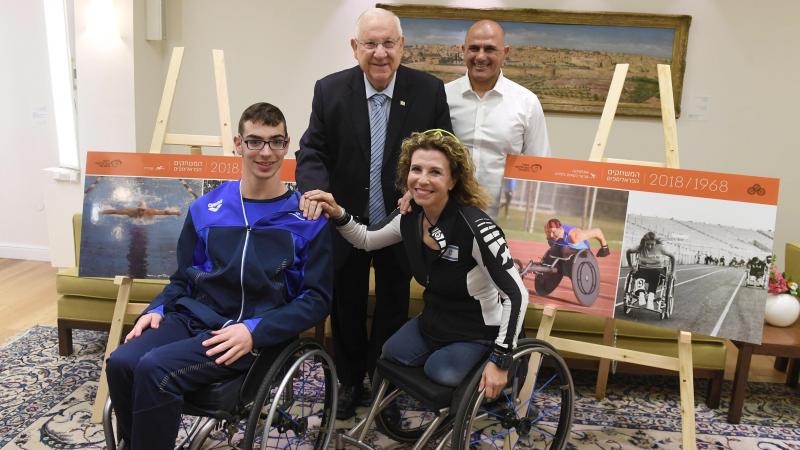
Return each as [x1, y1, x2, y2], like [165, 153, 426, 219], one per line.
[0, 0, 61, 261]
[139, 0, 799, 266]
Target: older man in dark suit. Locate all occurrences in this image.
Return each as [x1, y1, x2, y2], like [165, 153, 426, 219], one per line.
[296, 7, 452, 419]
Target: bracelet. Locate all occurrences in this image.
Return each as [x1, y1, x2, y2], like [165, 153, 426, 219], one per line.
[332, 209, 351, 226]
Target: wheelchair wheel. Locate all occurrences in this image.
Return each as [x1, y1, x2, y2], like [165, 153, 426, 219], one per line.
[451, 341, 574, 450]
[241, 339, 336, 450]
[666, 277, 675, 318]
[622, 273, 633, 315]
[372, 368, 454, 443]
[570, 249, 599, 306]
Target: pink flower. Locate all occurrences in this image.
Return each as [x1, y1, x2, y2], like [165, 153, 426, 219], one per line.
[769, 269, 789, 294]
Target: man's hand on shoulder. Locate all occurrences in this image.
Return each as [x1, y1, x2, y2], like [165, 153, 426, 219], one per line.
[203, 323, 254, 365]
[397, 191, 413, 215]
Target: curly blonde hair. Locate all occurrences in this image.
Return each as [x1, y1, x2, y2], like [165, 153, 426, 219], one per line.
[396, 130, 490, 209]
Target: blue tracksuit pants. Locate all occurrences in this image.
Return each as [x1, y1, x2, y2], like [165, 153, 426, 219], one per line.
[105, 311, 255, 450]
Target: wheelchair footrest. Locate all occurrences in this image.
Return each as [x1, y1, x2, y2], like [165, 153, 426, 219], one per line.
[376, 359, 454, 410]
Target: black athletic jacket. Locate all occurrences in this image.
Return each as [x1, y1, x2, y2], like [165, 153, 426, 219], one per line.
[337, 199, 527, 353]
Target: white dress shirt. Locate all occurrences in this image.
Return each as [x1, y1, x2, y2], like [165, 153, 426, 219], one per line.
[446, 72, 550, 217]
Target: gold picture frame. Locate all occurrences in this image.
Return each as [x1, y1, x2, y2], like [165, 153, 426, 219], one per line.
[379, 4, 691, 117]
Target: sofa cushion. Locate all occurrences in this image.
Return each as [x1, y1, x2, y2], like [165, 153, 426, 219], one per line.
[56, 267, 167, 301]
[58, 295, 143, 324]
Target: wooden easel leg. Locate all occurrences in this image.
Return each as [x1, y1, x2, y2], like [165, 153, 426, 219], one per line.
[594, 317, 614, 400]
[677, 331, 696, 450]
[519, 306, 557, 403]
[212, 49, 235, 155]
[149, 47, 185, 154]
[91, 276, 133, 423]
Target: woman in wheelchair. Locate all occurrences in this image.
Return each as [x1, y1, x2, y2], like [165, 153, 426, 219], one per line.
[104, 103, 334, 450]
[304, 130, 528, 398]
[626, 231, 676, 306]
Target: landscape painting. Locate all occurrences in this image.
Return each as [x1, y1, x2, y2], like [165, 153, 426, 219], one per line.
[379, 4, 691, 117]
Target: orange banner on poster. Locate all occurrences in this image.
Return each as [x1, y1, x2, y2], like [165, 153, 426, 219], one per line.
[505, 155, 779, 205]
[85, 151, 296, 182]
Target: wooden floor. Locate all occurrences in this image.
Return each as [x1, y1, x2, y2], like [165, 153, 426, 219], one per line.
[0, 258, 57, 345]
[0, 258, 790, 383]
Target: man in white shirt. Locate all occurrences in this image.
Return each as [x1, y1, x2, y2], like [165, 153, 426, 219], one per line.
[446, 20, 551, 218]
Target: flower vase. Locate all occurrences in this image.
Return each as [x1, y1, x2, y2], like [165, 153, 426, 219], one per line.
[764, 293, 800, 327]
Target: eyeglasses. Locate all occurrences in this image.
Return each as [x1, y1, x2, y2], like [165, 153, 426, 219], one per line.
[357, 38, 400, 50]
[241, 138, 289, 152]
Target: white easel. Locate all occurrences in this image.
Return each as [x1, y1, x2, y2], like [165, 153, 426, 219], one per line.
[90, 47, 236, 423]
[523, 64, 696, 449]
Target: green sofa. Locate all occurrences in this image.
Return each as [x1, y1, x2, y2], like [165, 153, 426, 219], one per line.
[56, 213, 726, 407]
[786, 242, 800, 280]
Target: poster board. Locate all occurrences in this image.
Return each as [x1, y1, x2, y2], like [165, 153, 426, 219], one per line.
[79, 151, 296, 279]
[502, 155, 779, 344]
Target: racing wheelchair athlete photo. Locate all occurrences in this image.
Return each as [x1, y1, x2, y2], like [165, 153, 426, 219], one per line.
[622, 254, 676, 320]
[514, 248, 601, 307]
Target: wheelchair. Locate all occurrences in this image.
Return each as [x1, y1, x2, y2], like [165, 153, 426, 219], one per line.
[338, 338, 575, 450]
[622, 262, 675, 320]
[103, 337, 337, 450]
[745, 263, 767, 288]
[514, 247, 600, 306]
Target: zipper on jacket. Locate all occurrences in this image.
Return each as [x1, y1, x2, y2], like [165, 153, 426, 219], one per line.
[236, 182, 249, 324]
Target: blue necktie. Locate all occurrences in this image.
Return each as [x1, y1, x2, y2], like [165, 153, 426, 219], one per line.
[368, 94, 389, 224]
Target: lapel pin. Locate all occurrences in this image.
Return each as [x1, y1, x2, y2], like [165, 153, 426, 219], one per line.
[400, 100, 406, 106]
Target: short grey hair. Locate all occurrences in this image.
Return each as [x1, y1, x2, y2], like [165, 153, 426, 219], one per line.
[354, 7, 403, 39]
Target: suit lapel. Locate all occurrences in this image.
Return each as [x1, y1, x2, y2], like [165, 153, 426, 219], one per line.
[384, 66, 411, 166]
[348, 67, 371, 162]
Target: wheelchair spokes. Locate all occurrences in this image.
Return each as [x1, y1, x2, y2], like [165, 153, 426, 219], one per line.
[242, 343, 332, 450]
[453, 344, 574, 450]
[244, 343, 337, 450]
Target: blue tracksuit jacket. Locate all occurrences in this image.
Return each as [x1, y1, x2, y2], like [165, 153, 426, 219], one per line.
[145, 181, 332, 348]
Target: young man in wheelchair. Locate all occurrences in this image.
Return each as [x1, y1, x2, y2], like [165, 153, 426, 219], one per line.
[105, 103, 333, 450]
[543, 217, 610, 258]
[625, 232, 676, 307]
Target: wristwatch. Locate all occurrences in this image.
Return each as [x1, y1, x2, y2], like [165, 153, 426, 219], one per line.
[488, 350, 513, 370]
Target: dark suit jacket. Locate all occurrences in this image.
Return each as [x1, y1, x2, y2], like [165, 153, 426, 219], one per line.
[296, 65, 452, 265]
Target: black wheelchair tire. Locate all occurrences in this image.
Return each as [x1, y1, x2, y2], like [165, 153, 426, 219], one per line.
[241, 338, 336, 450]
[450, 340, 574, 450]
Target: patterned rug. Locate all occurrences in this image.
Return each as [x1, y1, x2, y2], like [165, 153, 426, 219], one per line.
[1, 326, 799, 449]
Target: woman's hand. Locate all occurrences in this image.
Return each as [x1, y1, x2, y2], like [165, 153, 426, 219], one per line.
[302, 190, 345, 221]
[479, 362, 508, 400]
